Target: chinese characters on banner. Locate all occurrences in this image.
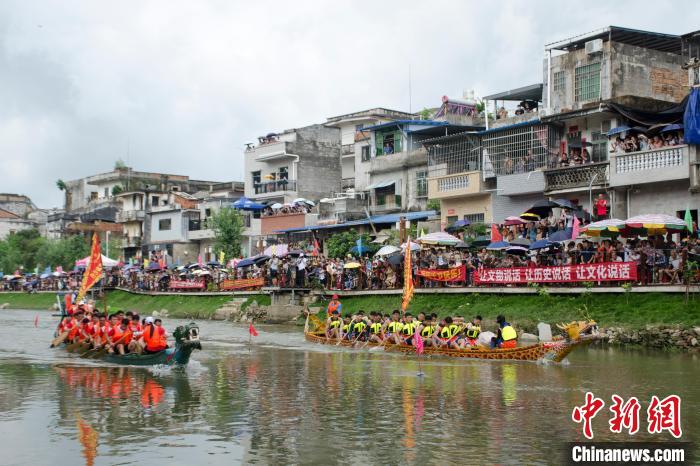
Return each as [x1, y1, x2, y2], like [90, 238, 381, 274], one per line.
[168, 280, 205, 290]
[474, 262, 637, 285]
[572, 392, 681, 439]
[417, 265, 466, 282]
[220, 277, 265, 290]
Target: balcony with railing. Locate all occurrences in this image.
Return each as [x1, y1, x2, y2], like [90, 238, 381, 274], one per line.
[341, 144, 355, 156]
[427, 171, 484, 199]
[116, 210, 145, 223]
[253, 179, 297, 196]
[544, 162, 608, 192]
[609, 145, 689, 187]
[247, 140, 295, 161]
[341, 178, 355, 190]
[371, 195, 401, 214]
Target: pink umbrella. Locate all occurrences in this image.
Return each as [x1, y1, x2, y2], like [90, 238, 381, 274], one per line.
[504, 216, 527, 226]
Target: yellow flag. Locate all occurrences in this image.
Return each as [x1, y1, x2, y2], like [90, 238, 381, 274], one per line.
[219, 251, 225, 265]
[144, 258, 150, 268]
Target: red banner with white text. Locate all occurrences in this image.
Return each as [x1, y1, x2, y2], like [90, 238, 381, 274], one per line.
[417, 265, 466, 282]
[169, 279, 206, 290]
[473, 262, 637, 285]
[220, 277, 265, 290]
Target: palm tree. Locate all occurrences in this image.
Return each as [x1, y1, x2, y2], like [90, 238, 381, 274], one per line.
[56, 179, 66, 191]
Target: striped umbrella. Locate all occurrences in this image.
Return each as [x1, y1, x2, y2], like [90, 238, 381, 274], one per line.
[417, 231, 462, 246]
[580, 218, 626, 238]
[624, 214, 688, 235]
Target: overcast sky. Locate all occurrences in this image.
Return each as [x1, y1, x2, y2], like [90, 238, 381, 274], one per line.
[1, 1, 698, 208]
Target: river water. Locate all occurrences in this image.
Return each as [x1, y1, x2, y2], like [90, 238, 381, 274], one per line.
[0, 309, 697, 465]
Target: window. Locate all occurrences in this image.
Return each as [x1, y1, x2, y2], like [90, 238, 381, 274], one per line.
[575, 62, 601, 102]
[464, 213, 485, 223]
[446, 215, 458, 225]
[278, 167, 288, 180]
[361, 145, 371, 162]
[104, 188, 109, 197]
[251, 171, 261, 186]
[553, 71, 566, 92]
[151, 196, 159, 207]
[375, 130, 401, 155]
[590, 131, 608, 162]
[355, 124, 363, 131]
[415, 171, 428, 198]
[158, 218, 171, 231]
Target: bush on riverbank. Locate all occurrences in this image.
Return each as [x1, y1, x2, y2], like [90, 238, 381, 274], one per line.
[314, 292, 699, 331]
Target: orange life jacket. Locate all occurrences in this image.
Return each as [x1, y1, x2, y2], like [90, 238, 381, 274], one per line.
[110, 327, 132, 346]
[143, 324, 167, 352]
[327, 300, 340, 316]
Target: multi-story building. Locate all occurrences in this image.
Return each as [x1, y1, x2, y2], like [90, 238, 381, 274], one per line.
[0, 194, 57, 239]
[426, 26, 700, 227]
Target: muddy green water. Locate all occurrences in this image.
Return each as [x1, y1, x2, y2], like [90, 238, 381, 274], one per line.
[0, 309, 697, 465]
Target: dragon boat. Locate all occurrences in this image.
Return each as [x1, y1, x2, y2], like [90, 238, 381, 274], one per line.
[304, 317, 599, 363]
[54, 322, 202, 367]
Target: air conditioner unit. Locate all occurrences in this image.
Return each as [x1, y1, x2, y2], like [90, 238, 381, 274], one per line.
[585, 39, 603, 55]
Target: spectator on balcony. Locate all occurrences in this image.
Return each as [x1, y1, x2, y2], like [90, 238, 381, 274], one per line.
[571, 149, 583, 165]
[497, 106, 508, 120]
[524, 150, 536, 172]
[514, 105, 525, 116]
[651, 135, 664, 149]
[557, 151, 569, 167]
[383, 142, 394, 155]
[581, 149, 591, 164]
[503, 154, 514, 174]
[594, 193, 608, 220]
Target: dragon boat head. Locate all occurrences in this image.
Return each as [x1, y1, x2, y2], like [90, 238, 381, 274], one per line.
[173, 322, 202, 350]
[556, 320, 599, 342]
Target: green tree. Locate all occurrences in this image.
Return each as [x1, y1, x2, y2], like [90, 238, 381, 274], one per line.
[0, 229, 45, 272]
[325, 229, 374, 258]
[114, 159, 127, 170]
[210, 207, 244, 259]
[111, 185, 124, 196]
[427, 199, 441, 212]
[56, 179, 67, 191]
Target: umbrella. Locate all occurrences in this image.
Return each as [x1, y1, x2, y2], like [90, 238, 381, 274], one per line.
[236, 255, 264, 268]
[455, 241, 470, 249]
[292, 198, 315, 206]
[553, 198, 576, 209]
[529, 239, 554, 250]
[504, 216, 526, 226]
[264, 244, 289, 257]
[40, 273, 50, 279]
[344, 262, 361, 269]
[231, 196, 265, 211]
[506, 245, 528, 255]
[573, 209, 592, 222]
[607, 125, 631, 136]
[549, 229, 572, 242]
[254, 255, 271, 265]
[486, 241, 510, 250]
[270, 203, 283, 210]
[75, 254, 120, 268]
[445, 219, 470, 232]
[510, 237, 531, 247]
[207, 260, 222, 267]
[375, 245, 400, 257]
[469, 235, 492, 248]
[288, 249, 304, 257]
[521, 200, 558, 219]
[147, 262, 163, 271]
[661, 123, 683, 133]
[386, 254, 404, 265]
[417, 231, 462, 246]
[624, 214, 688, 235]
[581, 218, 626, 238]
[401, 241, 421, 251]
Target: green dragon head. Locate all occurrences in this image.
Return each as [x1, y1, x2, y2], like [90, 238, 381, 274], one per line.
[173, 322, 202, 349]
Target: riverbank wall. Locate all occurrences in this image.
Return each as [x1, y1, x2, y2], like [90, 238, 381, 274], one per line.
[2, 288, 698, 350]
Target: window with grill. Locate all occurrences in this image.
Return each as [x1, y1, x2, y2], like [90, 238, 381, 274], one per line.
[464, 213, 484, 223]
[415, 171, 428, 198]
[553, 71, 566, 92]
[158, 218, 171, 231]
[574, 62, 601, 102]
[590, 130, 608, 162]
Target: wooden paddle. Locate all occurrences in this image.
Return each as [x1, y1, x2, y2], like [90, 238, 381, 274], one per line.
[88, 347, 108, 359]
[50, 331, 69, 348]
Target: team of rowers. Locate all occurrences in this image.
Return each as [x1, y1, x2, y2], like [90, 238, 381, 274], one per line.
[54, 303, 169, 355]
[325, 309, 518, 349]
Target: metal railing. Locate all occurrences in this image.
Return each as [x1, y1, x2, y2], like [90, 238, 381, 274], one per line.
[544, 161, 608, 191]
[253, 179, 297, 194]
[614, 145, 686, 173]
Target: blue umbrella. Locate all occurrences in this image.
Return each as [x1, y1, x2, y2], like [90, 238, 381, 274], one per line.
[231, 196, 265, 211]
[486, 241, 510, 250]
[548, 229, 572, 242]
[607, 125, 631, 136]
[446, 219, 471, 232]
[529, 239, 554, 250]
[236, 255, 270, 268]
[553, 198, 576, 209]
[661, 123, 683, 133]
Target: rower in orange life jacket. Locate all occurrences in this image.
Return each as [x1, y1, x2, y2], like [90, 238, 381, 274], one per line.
[142, 317, 168, 353]
[108, 320, 132, 355]
[327, 294, 342, 317]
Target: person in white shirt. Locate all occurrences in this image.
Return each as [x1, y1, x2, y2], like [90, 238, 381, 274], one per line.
[296, 254, 307, 287]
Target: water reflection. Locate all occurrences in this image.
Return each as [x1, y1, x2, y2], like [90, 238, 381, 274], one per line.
[0, 311, 698, 465]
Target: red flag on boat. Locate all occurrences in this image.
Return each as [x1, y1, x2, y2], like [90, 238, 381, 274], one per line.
[572, 215, 580, 239]
[491, 223, 503, 242]
[34, 315, 39, 327]
[249, 323, 259, 337]
[414, 327, 424, 355]
[76, 233, 103, 303]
